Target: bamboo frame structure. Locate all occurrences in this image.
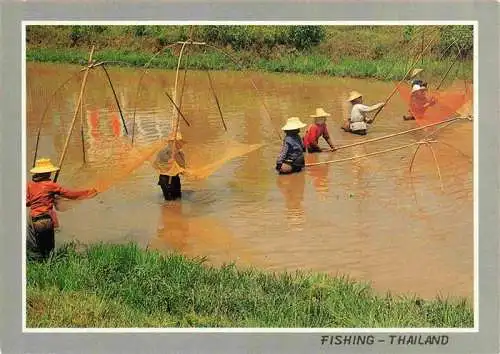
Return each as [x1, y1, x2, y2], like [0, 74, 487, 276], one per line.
[53, 46, 95, 182]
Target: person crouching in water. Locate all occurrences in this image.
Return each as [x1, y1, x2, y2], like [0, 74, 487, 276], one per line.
[26, 158, 98, 261]
[154, 132, 186, 201]
[342, 91, 385, 136]
[276, 117, 307, 174]
[303, 107, 337, 153]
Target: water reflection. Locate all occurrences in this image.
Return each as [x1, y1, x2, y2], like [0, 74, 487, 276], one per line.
[276, 171, 306, 230]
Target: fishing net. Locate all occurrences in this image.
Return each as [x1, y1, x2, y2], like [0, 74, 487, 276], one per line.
[396, 84, 472, 125]
[150, 136, 263, 180]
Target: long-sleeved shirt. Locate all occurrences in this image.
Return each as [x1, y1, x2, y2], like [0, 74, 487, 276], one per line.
[276, 134, 305, 168]
[350, 102, 384, 131]
[26, 180, 95, 219]
[410, 93, 433, 119]
[303, 123, 331, 149]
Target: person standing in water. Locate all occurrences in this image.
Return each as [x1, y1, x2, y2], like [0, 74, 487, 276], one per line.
[154, 132, 186, 201]
[26, 158, 98, 261]
[276, 117, 307, 174]
[342, 91, 385, 136]
[303, 107, 337, 153]
[403, 83, 436, 121]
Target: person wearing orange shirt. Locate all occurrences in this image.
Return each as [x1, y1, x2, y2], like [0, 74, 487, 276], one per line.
[26, 158, 98, 260]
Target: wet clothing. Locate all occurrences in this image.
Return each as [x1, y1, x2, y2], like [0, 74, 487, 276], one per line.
[154, 144, 186, 201]
[158, 175, 182, 201]
[27, 214, 55, 261]
[276, 134, 305, 174]
[349, 102, 384, 132]
[303, 124, 331, 153]
[409, 93, 434, 120]
[26, 179, 95, 260]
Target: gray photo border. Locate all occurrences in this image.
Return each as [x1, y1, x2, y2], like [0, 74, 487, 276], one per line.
[1, 1, 498, 354]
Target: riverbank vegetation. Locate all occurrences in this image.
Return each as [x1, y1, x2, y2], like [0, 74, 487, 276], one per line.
[26, 25, 473, 81]
[27, 242, 473, 328]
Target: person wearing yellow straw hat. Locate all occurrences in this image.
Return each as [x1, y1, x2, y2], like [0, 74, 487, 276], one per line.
[303, 107, 337, 153]
[409, 68, 425, 87]
[154, 131, 186, 201]
[342, 91, 385, 136]
[276, 117, 307, 174]
[26, 158, 98, 261]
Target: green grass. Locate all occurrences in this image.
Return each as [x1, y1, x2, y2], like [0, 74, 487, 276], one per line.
[26, 47, 472, 82]
[26, 242, 474, 328]
[26, 25, 473, 81]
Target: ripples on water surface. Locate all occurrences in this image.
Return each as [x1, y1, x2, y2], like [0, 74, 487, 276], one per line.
[27, 63, 473, 299]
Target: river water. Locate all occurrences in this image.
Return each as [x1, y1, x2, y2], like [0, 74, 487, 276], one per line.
[26, 62, 473, 299]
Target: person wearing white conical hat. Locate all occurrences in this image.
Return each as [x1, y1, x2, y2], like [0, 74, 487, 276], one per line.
[276, 117, 307, 174]
[403, 83, 436, 121]
[154, 131, 186, 200]
[303, 108, 337, 153]
[342, 91, 385, 136]
[26, 158, 98, 261]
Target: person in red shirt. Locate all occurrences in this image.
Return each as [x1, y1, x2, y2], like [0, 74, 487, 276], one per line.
[26, 158, 98, 261]
[303, 108, 337, 153]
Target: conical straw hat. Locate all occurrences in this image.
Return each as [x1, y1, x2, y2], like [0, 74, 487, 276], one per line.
[281, 117, 307, 131]
[347, 91, 362, 102]
[410, 68, 424, 79]
[310, 107, 331, 118]
[411, 84, 427, 93]
[30, 158, 60, 174]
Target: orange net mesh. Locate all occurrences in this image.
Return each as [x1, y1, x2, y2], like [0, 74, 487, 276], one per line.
[397, 84, 472, 125]
[150, 138, 263, 181]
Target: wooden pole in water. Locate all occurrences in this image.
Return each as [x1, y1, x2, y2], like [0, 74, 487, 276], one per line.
[331, 116, 462, 152]
[371, 33, 439, 122]
[53, 46, 95, 182]
[206, 69, 228, 131]
[100, 64, 129, 135]
[80, 93, 86, 164]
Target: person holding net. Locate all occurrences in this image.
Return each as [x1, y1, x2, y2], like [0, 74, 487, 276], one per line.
[26, 158, 98, 261]
[303, 107, 337, 153]
[342, 91, 385, 136]
[403, 83, 437, 121]
[153, 132, 186, 201]
[276, 117, 307, 174]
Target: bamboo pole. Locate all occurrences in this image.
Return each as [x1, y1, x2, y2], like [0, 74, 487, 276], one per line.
[80, 94, 86, 164]
[330, 116, 462, 152]
[32, 70, 83, 167]
[206, 69, 228, 131]
[427, 142, 444, 191]
[100, 64, 128, 135]
[53, 46, 95, 182]
[435, 50, 461, 91]
[371, 32, 439, 122]
[305, 141, 419, 167]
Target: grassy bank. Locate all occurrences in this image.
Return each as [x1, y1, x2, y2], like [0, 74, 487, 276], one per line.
[26, 25, 473, 81]
[26, 47, 472, 81]
[27, 243, 473, 328]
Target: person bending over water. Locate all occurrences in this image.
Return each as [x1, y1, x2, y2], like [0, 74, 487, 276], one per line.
[303, 107, 337, 153]
[26, 158, 98, 261]
[342, 91, 385, 136]
[276, 117, 307, 174]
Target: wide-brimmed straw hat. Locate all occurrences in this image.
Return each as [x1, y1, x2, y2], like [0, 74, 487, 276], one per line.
[281, 117, 307, 131]
[347, 91, 362, 102]
[310, 108, 331, 119]
[30, 158, 60, 174]
[411, 84, 427, 93]
[167, 131, 184, 142]
[410, 68, 424, 79]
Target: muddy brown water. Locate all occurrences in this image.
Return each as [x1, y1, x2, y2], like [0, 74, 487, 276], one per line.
[26, 62, 473, 299]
